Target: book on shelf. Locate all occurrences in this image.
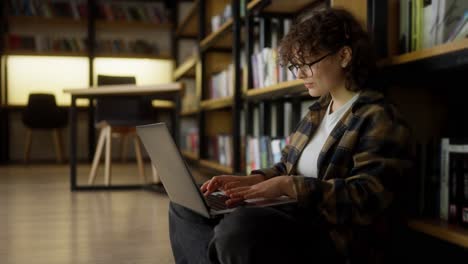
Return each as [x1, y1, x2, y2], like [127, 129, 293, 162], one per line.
[181, 118, 199, 155]
[440, 138, 468, 222]
[206, 134, 233, 167]
[97, 1, 168, 24]
[446, 151, 468, 227]
[245, 135, 287, 173]
[8, 0, 87, 19]
[447, 10, 468, 42]
[210, 4, 232, 33]
[250, 17, 294, 89]
[398, 0, 468, 54]
[208, 64, 234, 99]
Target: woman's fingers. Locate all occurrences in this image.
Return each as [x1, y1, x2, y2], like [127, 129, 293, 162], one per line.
[244, 191, 262, 200]
[225, 197, 245, 207]
[225, 186, 250, 196]
[206, 177, 222, 193]
[223, 181, 243, 191]
[200, 180, 210, 192]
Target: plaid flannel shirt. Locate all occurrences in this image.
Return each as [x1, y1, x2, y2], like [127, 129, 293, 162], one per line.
[252, 90, 413, 259]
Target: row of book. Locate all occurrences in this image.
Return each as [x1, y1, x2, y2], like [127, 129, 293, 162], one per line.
[8, 0, 170, 24]
[7, 34, 161, 55]
[180, 119, 199, 155]
[206, 134, 233, 168]
[245, 136, 288, 173]
[440, 138, 468, 227]
[9, 0, 87, 19]
[7, 34, 87, 52]
[398, 0, 468, 53]
[250, 17, 294, 89]
[95, 39, 160, 55]
[251, 47, 295, 89]
[97, 1, 169, 24]
[210, 4, 232, 33]
[208, 63, 234, 100]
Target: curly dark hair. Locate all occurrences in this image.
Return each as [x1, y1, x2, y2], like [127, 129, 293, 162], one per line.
[278, 8, 376, 91]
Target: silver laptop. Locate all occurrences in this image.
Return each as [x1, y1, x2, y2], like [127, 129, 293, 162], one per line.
[136, 123, 296, 218]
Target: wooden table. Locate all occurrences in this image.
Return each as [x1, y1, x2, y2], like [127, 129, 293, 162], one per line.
[64, 83, 184, 191]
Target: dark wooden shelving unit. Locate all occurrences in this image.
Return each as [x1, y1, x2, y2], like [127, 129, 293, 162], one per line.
[0, 0, 175, 163]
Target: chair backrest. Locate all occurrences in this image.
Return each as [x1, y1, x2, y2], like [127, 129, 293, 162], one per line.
[95, 75, 155, 126]
[22, 93, 68, 129]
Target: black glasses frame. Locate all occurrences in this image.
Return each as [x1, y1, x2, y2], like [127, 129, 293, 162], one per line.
[288, 51, 336, 78]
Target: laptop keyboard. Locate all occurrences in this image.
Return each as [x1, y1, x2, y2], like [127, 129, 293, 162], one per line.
[205, 194, 230, 210]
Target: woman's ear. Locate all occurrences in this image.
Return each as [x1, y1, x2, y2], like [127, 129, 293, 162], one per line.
[340, 46, 352, 68]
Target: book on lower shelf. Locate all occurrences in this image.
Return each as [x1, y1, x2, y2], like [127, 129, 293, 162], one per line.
[440, 138, 468, 227]
[206, 134, 232, 168]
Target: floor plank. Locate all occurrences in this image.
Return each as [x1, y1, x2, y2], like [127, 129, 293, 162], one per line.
[0, 163, 211, 264]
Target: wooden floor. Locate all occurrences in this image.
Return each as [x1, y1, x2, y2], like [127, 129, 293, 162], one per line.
[0, 163, 210, 264]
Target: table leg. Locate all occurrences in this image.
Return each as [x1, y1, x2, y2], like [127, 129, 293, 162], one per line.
[70, 96, 77, 191]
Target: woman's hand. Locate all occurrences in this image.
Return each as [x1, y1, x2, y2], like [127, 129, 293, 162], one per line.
[225, 176, 296, 202]
[200, 174, 265, 197]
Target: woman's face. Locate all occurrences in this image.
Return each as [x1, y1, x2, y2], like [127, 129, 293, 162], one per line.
[294, 48, 348, 97]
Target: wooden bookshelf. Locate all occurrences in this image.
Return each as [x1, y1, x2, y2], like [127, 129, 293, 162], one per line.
[200, 96, 233, 110]
[199, 159, 233, 174]
[4, 49, 87, 57]
[182, 150, 199, 161]
[245, 80, 307, 100]
[8, 16, 86, 27]
[247, 0, 319, 13]
[174, 55, 197, 80]
[408, 219, 468, 249]
[200, 18, 233, 51]
[378, 38, 468, 66]
[181, 109, 200, 116]
[96, 20, 172, 31]
[176, 0, 199, 38]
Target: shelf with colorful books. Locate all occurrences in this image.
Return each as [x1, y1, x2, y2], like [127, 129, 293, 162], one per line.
[7, 0, 89, 22]
[173, 55, 198, 80]
[247, 0, 323, 14]
[4, 34, 88, 56]
[176, 0, 199, 38]
[408, 218, 468, 249]
[95, 0, 173, 65]
[378, 38, 468, 67]
[199, 159, 234, 174]
[95, 0, 170, 27]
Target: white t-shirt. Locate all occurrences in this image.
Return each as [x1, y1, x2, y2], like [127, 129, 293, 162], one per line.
[296, 93, 359, 178]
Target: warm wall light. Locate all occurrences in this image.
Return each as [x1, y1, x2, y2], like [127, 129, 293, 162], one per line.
[93, 57, 174, 85]
[6, 55, 90, 106]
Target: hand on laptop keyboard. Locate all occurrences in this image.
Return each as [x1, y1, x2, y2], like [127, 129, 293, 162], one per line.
[200, 174, 266, 196]
[200, 174, 266, 207]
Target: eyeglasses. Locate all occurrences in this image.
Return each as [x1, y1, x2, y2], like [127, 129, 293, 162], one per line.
[287, 51, 336, 78]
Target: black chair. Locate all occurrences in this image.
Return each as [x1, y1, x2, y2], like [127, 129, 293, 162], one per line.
[88, 75, 158, 185]
[22, 93, 68, 163]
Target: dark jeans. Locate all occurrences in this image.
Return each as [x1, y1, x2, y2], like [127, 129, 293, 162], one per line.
[169, 202, 345, 264]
